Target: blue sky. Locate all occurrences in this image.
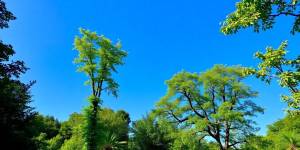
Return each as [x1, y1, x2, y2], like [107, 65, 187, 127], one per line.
[2, 0, 300, 134]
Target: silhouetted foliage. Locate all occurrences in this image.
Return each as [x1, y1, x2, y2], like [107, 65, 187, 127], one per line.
[0, 0, 36, 149]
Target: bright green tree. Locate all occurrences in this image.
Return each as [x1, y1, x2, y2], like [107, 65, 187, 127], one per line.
[240, 135, 273, 150]
[221, 0, 300, 35]
[170, 129, 209, 150]
[155, 65, 263, 150]
[60, 113, 85, 150]
[222, 0, 300, 114]
[60, 109, 130, 150]
[130, 114, 175, 150]
[130, 112, 210, 150]
[265, 114, 300, 149]
[244, 41, 300, 113]
[73, 28, 127, 150]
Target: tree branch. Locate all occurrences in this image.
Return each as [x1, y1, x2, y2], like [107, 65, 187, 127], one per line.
[269, 12, 300, 17]
[168, 110, 188, 123]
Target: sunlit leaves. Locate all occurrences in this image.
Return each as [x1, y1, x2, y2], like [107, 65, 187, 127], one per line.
[155, 65, 263, 149]
[73, 28, 127, 150]
[73, 28, 127, 98]
[221, 0, 300, 34]
[264, 114, 300, 149]
[244, 41, 300, 113]
[221, 0, 261, 35]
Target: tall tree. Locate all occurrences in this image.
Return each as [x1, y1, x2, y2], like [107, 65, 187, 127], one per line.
[221, 0, 300, 35]
[0, 0, 37, 149]
[155, 65, 263, 150]
[244, 41, 300, 113]
[73, 28, 127, 150]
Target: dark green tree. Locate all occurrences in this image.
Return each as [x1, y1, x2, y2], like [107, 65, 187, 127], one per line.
[73, 28, 127, 150]
[0, 0, 36, 149]
[31, 114, 61, 139]
[155, 65, 263, 150]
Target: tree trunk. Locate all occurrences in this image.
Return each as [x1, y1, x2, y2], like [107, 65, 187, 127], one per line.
[216, 139, 225, 150]
[87, 100, 99, 150]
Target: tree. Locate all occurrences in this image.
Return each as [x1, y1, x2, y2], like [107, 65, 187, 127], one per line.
[265, 114, 300, 149]
[31, 114, 61, 139]
[59, 109, 130, 150]
[240, 135, 273, 150]
[0, 0, 37, 149]
[222, 0, 300, 114]
[0, 0, 16, 63]
[101, 132, 127, 150]
[130, 113, 211, 150]
[60, 113, 85, 150]
[244, 41, 300, 113]
[130, 114, 175, 150]
[155, 65, 263, 150]
[221, 0, 300, 35]
[98, 108, 130, 149]
[170, 129, 209, 150]
[73, 28, 127, 150]
[29, 114, 62, 150]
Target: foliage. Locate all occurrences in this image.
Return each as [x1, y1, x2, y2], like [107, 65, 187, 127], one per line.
[130, 114, 175, 150]
[266, 114, 300, 149]
[221, 0, 300, 35]
[130, 113, 213, 150]
[33, 133, 49, 150]
[73, 28, 127, 150]
[98, 109, 130, 144]
[0, 0, 15, 29]
[61, 134, 86, 150]
[241, 135, 273, 150]
[47, 134, 65, 150]
[30, 114, 62, 150]
[60, 113, 86, 150]
[244, 41, 300, 113]
[155, 65, 263, 150]
[31, 114, 61, 139]
[239, 115, 300, 149]
[0, 0, 37, 149]
[59, 109, 130, 150]
[170, 130, 209, 150]
[101, 132, 127, 150]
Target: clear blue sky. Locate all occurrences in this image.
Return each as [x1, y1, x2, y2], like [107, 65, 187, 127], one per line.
[2, 0, 300, 134]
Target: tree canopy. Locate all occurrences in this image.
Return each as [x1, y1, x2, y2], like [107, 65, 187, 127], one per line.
[221, 0, 300, 35]
[73, 28, 127, 150]
[0, 0, 37, 149]
[245, 41, 300, 113]
[155, 65, 263, 150]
